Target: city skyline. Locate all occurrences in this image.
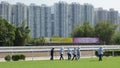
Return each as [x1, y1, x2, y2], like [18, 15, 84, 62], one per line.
[1, 0, 120, 12]
[0, 1, 119, 38]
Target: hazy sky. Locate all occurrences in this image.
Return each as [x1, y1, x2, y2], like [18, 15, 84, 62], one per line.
[1, 0, 120, 12]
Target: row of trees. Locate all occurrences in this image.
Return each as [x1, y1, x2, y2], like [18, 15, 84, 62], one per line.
[71, 21, 119, 45]
[29, 37, 45, 45]
[0, 19, 30, 46]
[0, 18, 120, 46]
[30, 21, 120, 45]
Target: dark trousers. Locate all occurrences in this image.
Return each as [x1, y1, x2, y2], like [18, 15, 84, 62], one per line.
[72, 54, 77, 60]
[50, 55, 54, 60]
[77, 54, 80, 60]
[60, 54, 64, 60]
[68, 53, 71, 60]
[99, 54, 102, 61]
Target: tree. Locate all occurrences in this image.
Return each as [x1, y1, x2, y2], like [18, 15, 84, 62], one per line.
[14, 21, 30, 46]
[71, 22, 95, 37]
[39, 37, 45, 43]
[71, 25, 84, 37]
[111, 32, 120, 45]
[29, 37, 45, 46]
[0, 19, 15, 46]
[82, 22, 95, 37]
[95, 21, 116, 44]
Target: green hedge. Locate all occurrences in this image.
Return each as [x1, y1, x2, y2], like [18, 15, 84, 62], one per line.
[95, 50, 120, 57]
[19, 54, 25, 60]
[4, 54, 26, 61]
[4, 55, 11, 61]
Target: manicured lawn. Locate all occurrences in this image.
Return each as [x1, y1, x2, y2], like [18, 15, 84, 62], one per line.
[0, 57, 120, 68]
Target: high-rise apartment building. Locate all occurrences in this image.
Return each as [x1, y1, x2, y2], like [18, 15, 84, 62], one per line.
[28, 4, 51, 38]
[50, 6, 55, 37]
[69, 3, 82, 34]
[11, 3, 28, 26]
[83, 3, 94, 26]
[118, 15, 120, 31]
[54, 1, 69, 37]
[94, 8, 108, 25]
[28, 4, 41, 38]
[0, 1, 12, 22]
[108, 9, 119, 31]
[108, 9, 119, 25]
[40, 4, 52, 37]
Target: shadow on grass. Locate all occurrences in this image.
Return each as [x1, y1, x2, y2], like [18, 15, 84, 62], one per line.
[89, 58, 100, 62]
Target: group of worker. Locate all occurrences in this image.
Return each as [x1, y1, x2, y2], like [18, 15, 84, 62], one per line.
[50, 47, 104, 61]
[50, 47, 81, 60]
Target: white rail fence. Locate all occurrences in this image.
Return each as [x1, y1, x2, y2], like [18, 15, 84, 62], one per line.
[0, 45, 120, 53]
[0, 45, 120, 61]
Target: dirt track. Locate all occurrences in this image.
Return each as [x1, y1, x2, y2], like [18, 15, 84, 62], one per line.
[0, 50, 95, 58]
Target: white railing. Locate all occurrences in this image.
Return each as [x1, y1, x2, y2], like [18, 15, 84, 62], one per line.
[0, 45, 120, 53]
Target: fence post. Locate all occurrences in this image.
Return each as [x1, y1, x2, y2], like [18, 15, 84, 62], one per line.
[112, 50, 114, 56]
[31, 49, 33, 60]
[10, 47, 13, 61]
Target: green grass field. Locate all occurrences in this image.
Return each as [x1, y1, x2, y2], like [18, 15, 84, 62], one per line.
[0, 57, 120, 68]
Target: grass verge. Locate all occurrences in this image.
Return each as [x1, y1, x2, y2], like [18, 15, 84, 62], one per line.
[0, 57, 120, 68]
